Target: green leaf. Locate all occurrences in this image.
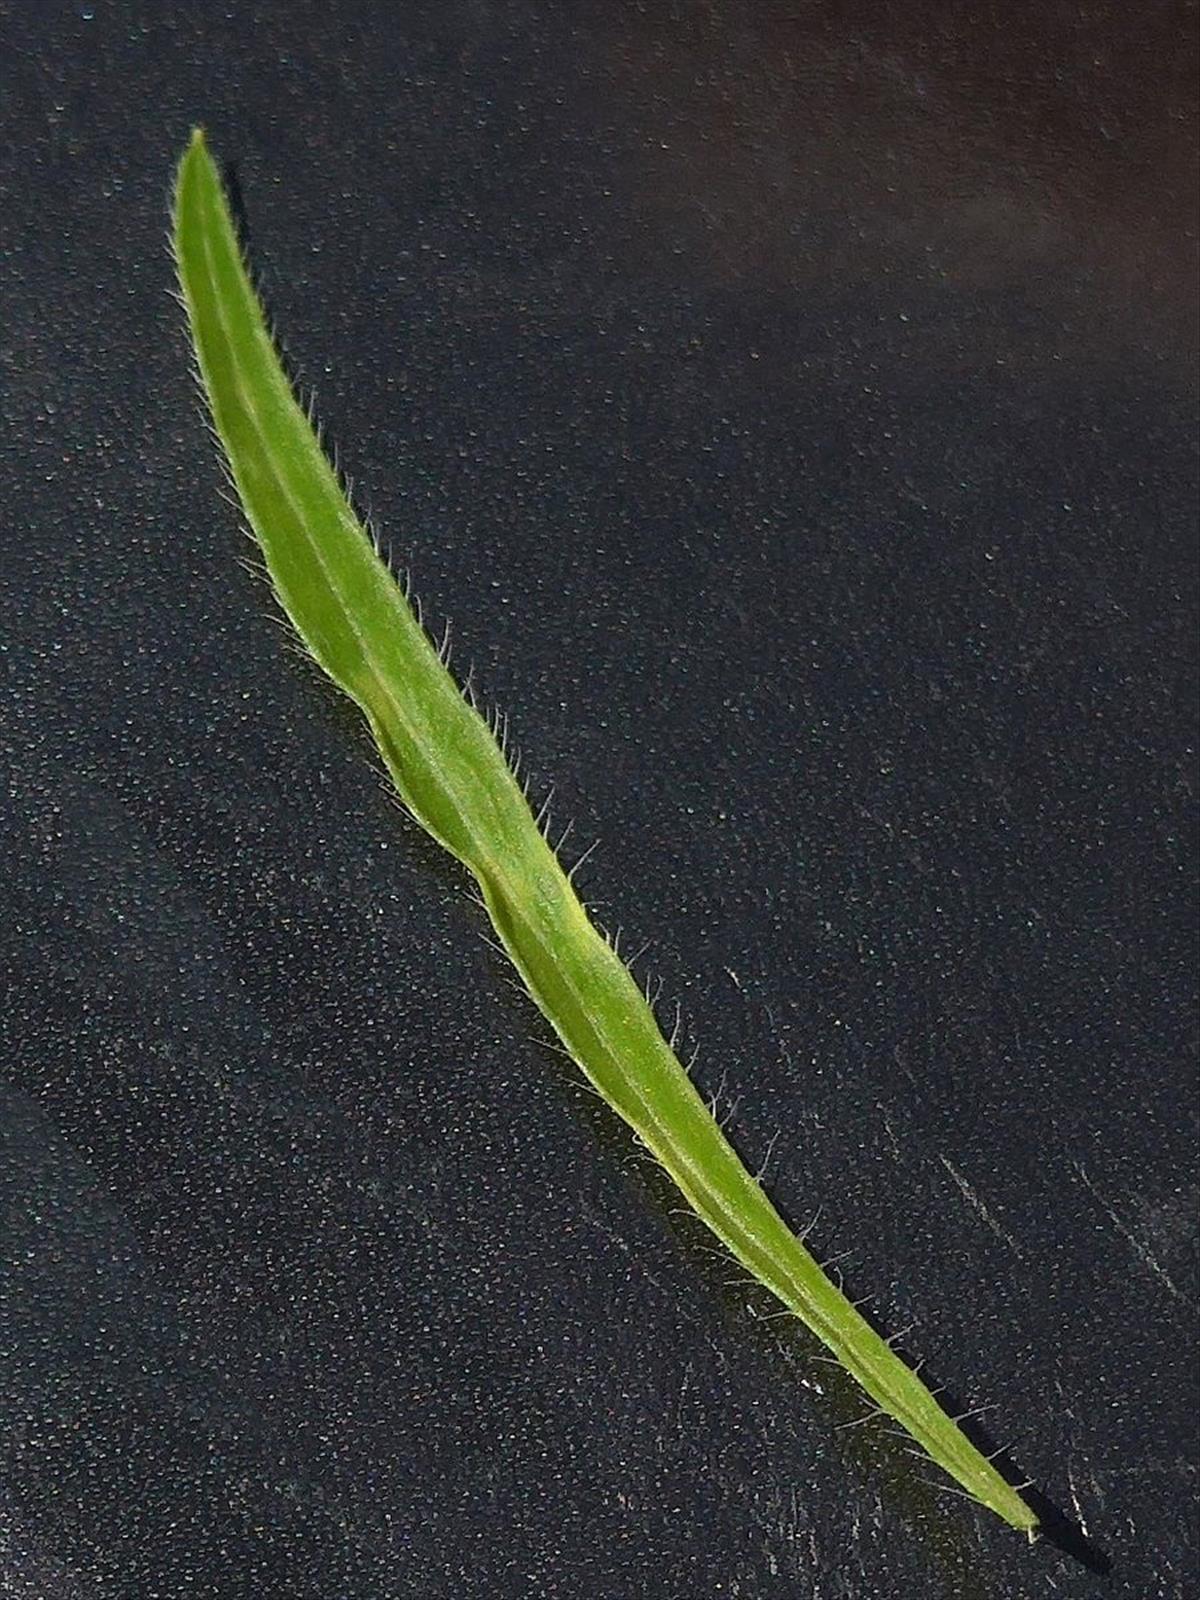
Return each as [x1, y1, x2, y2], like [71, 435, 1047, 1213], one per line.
[172, 127, 1038, 1538]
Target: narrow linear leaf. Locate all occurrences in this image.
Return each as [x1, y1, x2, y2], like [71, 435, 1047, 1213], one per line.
[171, 128, 1038, 1539]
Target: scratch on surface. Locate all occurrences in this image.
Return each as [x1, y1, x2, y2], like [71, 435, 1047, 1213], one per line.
[1065, 1461, 1091, 1539]
[1074, 1163, 1190, 1305]
[588, 1213, 677, 1307]
[1054, 1375, 1106, 1540]
[939, 1157, 1026, 1259]
[675, 1358, 696, 1438]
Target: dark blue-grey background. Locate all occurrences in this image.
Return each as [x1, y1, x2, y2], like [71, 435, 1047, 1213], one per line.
[1, 3, 1196, 1596]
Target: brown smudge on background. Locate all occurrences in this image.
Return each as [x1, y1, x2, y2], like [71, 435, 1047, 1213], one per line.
[584, 4, 1197, 366]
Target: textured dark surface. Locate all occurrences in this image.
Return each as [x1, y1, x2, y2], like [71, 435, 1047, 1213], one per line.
[1, 3, 1197, 1597]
